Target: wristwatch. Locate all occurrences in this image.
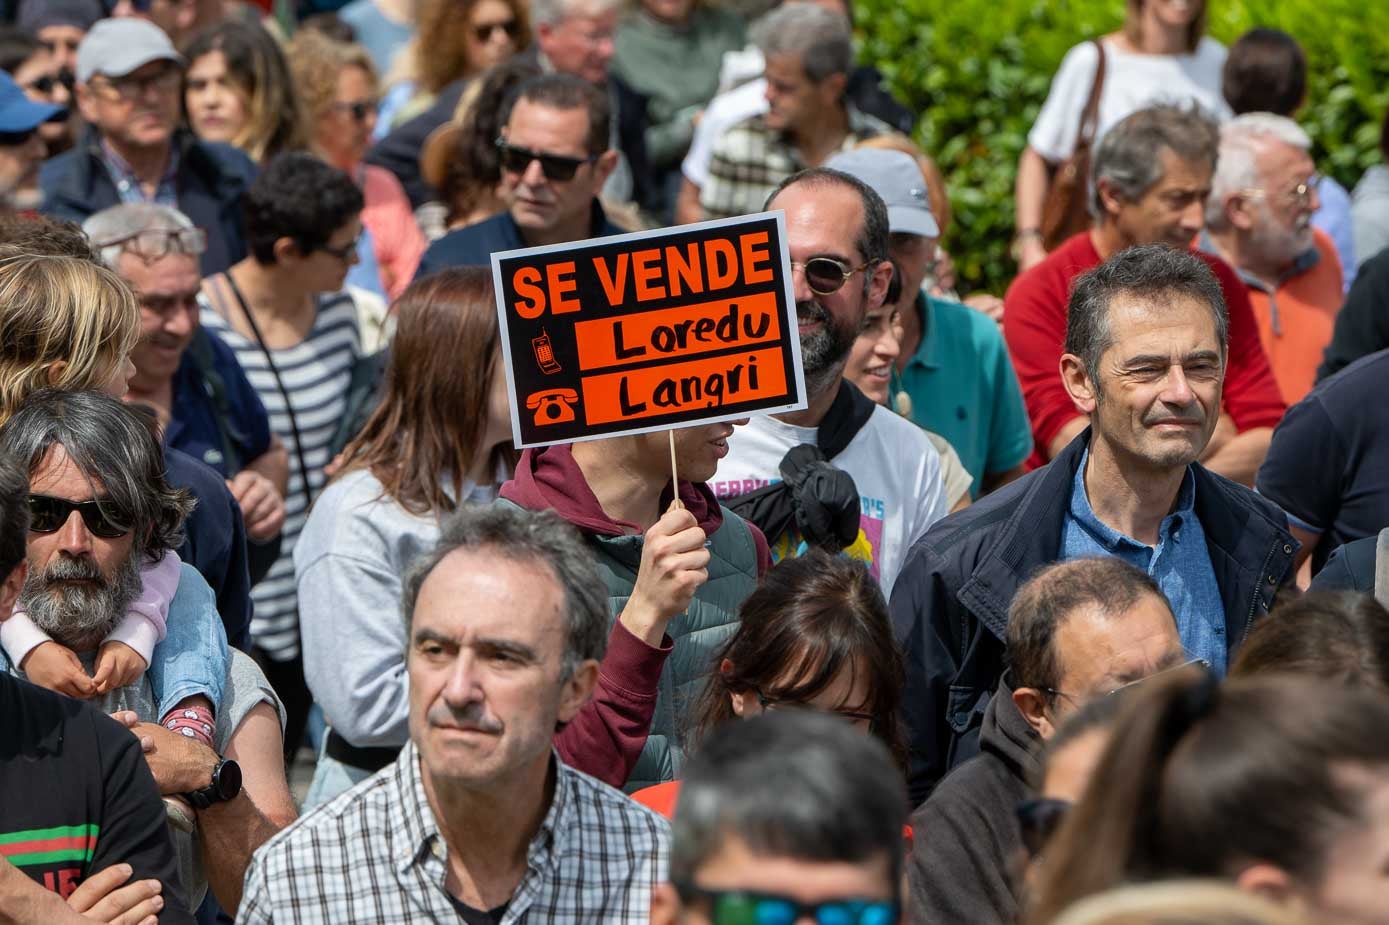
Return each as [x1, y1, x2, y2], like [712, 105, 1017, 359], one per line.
[183, 757, 243, 810]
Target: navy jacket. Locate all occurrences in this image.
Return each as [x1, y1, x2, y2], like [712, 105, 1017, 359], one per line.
[39, 129, 256, 276]
[415, 200, 624, 279]
[888, 429, 1297, 805]
[165, 449, 253, 652]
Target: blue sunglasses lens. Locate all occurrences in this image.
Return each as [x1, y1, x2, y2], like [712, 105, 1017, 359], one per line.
[711, 895, 896, 925]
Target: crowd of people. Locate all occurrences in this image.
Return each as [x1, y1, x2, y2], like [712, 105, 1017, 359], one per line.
[0, 0, 1387, 922]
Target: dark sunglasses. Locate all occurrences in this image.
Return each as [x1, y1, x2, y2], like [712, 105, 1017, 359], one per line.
[317, 235, 360, 262]
[474, 19, 518, 41]
[792, 257, 875, 296]
[1015, 797, 1071, 859]
[0, 127, 38, 147]
[25, 70, 75, 95]
[677, 884, 898, 925]
[331, 100, 375, 121]
[495, 138, 594, 181]
[28, 494, 132, 539]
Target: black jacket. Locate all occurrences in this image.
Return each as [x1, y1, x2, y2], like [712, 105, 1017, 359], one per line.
[39, 128, 256, 276]
[1317, 248, 1389, 381]
[888, 429, 1296, 804]
[907, 682, 1039, 925]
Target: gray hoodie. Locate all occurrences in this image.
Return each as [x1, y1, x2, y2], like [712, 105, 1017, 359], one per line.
[1352, 165, 1389, 267]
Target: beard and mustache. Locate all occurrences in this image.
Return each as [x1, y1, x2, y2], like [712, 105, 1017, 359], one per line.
[20, 552, 143, 654]
[798, 298, 861, 394]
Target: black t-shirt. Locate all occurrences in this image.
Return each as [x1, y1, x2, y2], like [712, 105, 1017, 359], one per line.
[447, 894, 508, 925]
[1318, 248, 1389, 381]
[1257, 348, 1389, 573]
[0, 672, 192, 921]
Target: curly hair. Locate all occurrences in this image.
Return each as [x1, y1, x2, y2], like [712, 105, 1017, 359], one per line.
[0, 389, 194, 562]
[286, 28, 377, 124]
[184, 20, 308, 162]
[243, 152, 365, 264]
[0, 252, 139, 426]
[410, 0, 529, 94]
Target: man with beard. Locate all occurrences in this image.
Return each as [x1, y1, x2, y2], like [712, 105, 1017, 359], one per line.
[711, 167, 948, 595]
[1004, 104, 1286, 486]
[890, 245, 1296, 804]
[0, 390, 297, 914]
[1199, 114, 1345, 405]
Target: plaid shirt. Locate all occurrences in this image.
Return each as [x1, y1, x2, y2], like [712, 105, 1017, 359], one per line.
[699, 104, 891, 219]
[238, 744, 670, 923]
[99, 139, 179, 207]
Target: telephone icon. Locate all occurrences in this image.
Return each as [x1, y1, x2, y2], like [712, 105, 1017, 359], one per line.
[526, 388, 579, 425]
[532, 330, 562, 374]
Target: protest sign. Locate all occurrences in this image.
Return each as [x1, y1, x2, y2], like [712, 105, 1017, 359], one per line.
[491, 212, 806, 448]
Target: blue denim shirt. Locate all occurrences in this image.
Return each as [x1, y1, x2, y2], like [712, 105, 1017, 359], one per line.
[1061, 450, 1228, 673]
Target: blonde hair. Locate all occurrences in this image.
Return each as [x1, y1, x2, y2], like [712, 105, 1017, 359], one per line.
[287, 30, 378, 128]
[1052, 880, 1315, 925]
[0, 254, 140, 425]
[856, 133, 953, 235]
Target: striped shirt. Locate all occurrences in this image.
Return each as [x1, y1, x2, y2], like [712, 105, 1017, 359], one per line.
[200, 290, 360, 660]
[238, 744, 670, 923]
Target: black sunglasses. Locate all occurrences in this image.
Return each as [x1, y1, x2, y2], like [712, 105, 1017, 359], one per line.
[331, 100, 375, 121]
[1015, 797, 1071, 859]
[792, 257, 875, 296]
[676, 884, 899, 925]
[28, 494, 132, 539]
[495, 138, 594, 181]
[474, 19, 518, 41]
[25, 70, 74, 95]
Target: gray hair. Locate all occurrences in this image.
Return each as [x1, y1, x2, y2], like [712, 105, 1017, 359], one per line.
[751, 3, 852, 83]
[1205, 113, 1314, 230]
[1090, 104, 1220, 217]
[401, 503, 609, 678]
[81, 204, 196, 269]
[670, 711, 907, 889]
[0, 389, 193, 563]
[1064, 245, 1228, 395]
[0, 448, 28, 582]
[529, 0, 622, 28]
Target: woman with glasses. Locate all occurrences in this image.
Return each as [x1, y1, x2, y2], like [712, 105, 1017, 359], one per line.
[199, 153, 364, 762]
[182, 20, 306, 166]
[287, 29, 425, 303]
[375, 0, 528, 139]
[634, 550, 906, 815]
[1025, 668, 1389, 925]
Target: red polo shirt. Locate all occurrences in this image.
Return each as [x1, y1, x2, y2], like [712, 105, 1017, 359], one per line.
[1003, 232, 1287, 470]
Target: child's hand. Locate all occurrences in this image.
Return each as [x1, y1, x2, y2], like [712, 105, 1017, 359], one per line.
[22, 641, 97, 698]
[93, 641, 148, 694]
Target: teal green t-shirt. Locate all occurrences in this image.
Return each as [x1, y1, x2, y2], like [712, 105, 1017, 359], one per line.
[895, 293, 1033, 496]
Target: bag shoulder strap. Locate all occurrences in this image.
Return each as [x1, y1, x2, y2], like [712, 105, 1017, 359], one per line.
[1374, 527, 1389, 606]
[1075, 38, 1108, 147]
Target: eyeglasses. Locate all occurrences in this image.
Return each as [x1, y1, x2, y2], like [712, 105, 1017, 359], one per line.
[1015, 798, 1070, 859]
[91, 65, 181, 101]
[791, 257, 875, 296]
[754, 686, 875, 725]
[496, 138, 595, 181]
[675, 884, 899, 925]
[28, 494, 132, 539]
[318, 235, 361, 262]
[1042, 657, 1210, 708]
[1239, 171, 1322, 208]
[473, 19, 519, 42]
[331, 100, 376, 122]
[0, 128, 38, 147]
[98, 227, 208, 262]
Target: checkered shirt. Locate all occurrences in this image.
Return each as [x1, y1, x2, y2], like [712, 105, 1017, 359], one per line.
[699, 104, 892, 219]
[238, 743, 671, 923]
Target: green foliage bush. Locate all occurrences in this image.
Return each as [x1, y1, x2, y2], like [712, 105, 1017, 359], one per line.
[855, 0, 1389, 294]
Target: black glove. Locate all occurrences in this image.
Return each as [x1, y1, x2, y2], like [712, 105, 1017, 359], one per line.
[779, 445, 861, 551]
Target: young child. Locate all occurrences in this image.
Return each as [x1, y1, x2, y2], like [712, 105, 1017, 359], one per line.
[1, 550, 228, 746]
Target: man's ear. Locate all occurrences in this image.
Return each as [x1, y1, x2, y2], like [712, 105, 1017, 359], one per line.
[818, 71, 847, 104]
[592, 150, 619, 190]
[556, 658, 599, 724]
[0, 561, 28, 618]
[1060, 352, 1098, 415]
[1095, 177, 1125, 223]
[1012, 686, 1056, 739]
[1227, 193, 1258, 233]
[1235, 862, 1296, 905]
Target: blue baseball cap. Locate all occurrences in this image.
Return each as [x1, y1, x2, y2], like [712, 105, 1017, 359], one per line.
[0, 71, 65, 134]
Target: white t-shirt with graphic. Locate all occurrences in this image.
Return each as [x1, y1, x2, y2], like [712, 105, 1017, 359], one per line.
[1028, 36, 1231, 163]
[712, 406, 949, 595]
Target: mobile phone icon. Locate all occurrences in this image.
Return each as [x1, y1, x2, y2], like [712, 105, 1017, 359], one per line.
[533, 329, 562, 374]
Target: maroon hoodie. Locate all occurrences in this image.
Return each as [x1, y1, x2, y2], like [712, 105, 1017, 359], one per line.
[501, 445, 768, 787]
